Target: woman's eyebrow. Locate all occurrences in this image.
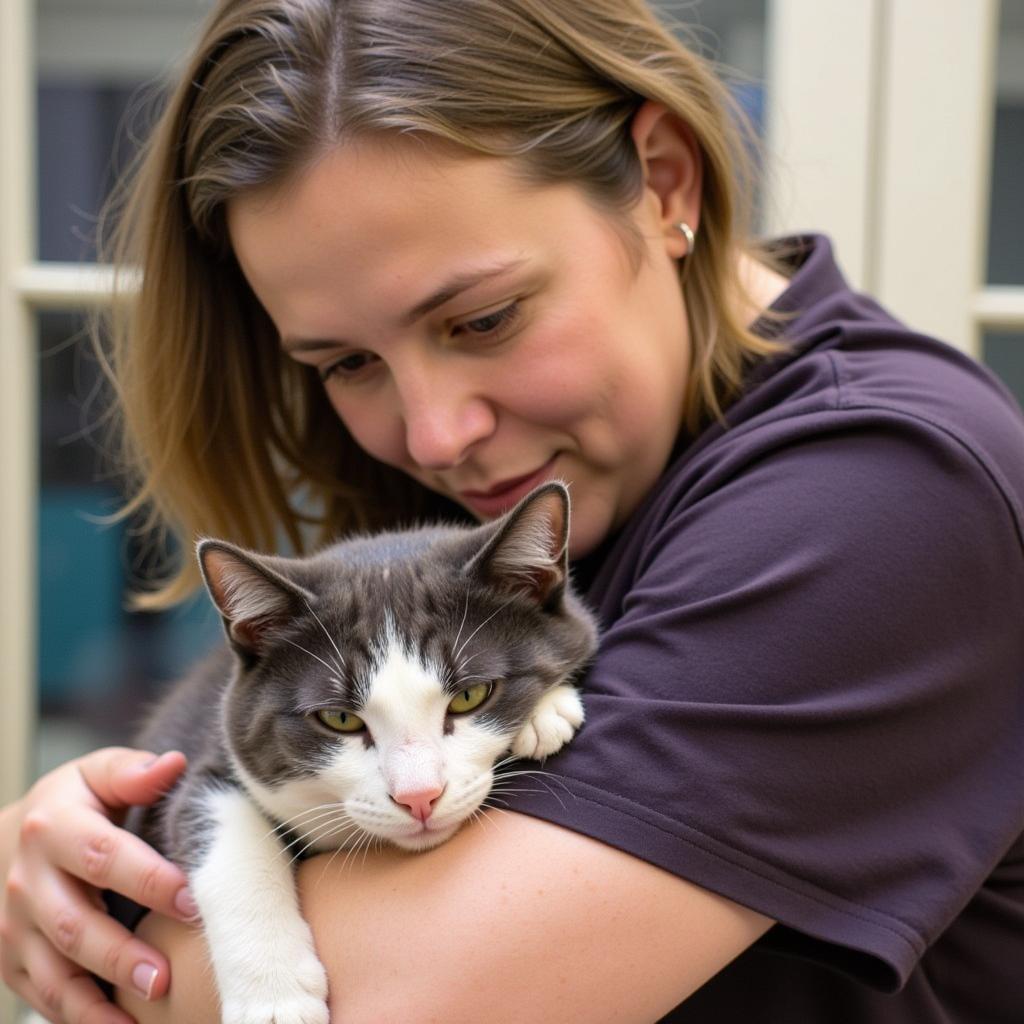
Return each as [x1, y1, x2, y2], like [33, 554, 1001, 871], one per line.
[398, 257, 529, 326]
[282, 257, 529, 352]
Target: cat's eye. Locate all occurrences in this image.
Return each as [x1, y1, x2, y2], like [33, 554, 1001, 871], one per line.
[447, 683, 493, 714]
[315, 708, 366, 733]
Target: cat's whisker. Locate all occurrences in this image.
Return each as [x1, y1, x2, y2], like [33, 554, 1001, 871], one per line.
[279, 816, 356, 861]
[315, 825, 373, 887]
[262, 810, 347, 849]
[276, 823, 330, 859]
[482, 804, 513, 834]
[283, 817, 363, 866]
[360, 831, 376, 870]
[280, 635, 345, 678]
[337, 830, 369, 875]
[485, 785, 547, 796]
[446, 594, 470, 684]
[477, 802, 513, 827]
[288, 815, 364, 864]
[311, 838, 350, 895]
[492, 769, 572, 810]
[492, 768, 575, 796]
[529, 776, 567, 810]
[468, 805, 497, 836]
[262, 802, 347, 841]
[340, 828, 376, 875]
[491, 752, 522, 772]
[303, 598, 346, 675]
[456, 650, 483, 675]
[452, 596, 517, 665]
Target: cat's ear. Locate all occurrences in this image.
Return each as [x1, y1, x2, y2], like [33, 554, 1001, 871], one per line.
[466, 481, 570, 609]
[197, 540, 314, 659]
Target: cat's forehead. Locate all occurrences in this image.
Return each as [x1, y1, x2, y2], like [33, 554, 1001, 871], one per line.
[296, 528, 479, 633]
[323, 525, 469, 568]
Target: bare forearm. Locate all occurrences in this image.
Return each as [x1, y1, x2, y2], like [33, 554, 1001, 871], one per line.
[119, 814, 770, 1023]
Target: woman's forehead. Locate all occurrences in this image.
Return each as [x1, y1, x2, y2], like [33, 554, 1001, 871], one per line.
[229, 139, 532, 253]
[224, 139, 610, 334]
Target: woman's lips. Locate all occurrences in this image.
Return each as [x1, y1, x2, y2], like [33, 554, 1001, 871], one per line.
[458, 456, 559, 517]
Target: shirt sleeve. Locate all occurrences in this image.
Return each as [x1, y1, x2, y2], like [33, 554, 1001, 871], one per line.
[505, 413, 1024, 992]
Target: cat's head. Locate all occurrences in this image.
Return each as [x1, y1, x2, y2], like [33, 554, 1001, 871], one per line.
[197, 482, 597, 851]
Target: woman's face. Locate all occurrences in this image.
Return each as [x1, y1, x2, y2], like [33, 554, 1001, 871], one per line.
[228, 137, 691, 557]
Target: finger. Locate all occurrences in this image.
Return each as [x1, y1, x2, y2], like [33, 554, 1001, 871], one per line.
[20, 805, 195, 922]
[20, 929, 136, 1024]
[2, 967, 61, 1024]
[1, 925, 56, 1023]
[26, 868, 174, 1000]
[76, 748, 188, 811]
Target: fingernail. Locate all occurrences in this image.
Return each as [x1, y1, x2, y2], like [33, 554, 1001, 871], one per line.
[132, 962, 159, 1000]
[175, 886, 200, 920]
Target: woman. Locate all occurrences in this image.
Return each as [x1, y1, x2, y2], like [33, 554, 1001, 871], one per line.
[2, 1, 1022, 1021]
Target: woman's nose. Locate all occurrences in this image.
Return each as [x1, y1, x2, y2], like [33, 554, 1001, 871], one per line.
[400, 377, 496, 470]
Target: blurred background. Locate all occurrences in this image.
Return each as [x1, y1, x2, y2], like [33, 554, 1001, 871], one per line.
[1, 0, 1022, 806]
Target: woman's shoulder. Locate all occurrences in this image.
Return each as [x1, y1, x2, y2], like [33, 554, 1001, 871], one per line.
[583, 274, 1024, 612]
[680, 234, 1024, 550]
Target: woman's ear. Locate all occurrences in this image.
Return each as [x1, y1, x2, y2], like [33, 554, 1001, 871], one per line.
[630, 100, 703, 259]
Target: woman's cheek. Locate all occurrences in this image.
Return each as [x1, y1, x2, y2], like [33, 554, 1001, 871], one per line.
[506, 328, 601, 424]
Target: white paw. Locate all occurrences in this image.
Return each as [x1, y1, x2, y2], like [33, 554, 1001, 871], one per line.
[219, 945, 329, 1024]
[510, 684, 585, 760]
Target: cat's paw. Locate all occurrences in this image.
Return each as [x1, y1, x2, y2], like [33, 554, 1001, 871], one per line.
[510, 684, 584, 760]
[220, 946, 329, 1024]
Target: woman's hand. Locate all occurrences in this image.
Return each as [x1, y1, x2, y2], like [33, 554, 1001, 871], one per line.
[0, 747, 196, 1024]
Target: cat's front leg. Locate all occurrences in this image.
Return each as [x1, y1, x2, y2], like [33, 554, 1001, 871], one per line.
[188, 787, 329, 1024]
[510, 683, 585, 760]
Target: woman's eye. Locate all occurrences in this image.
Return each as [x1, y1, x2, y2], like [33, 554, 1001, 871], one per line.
[454, 302, 521, 341]
[447, 682, 493, 714]
[320, 351, 378, 382]
[315, 708, 366, 733]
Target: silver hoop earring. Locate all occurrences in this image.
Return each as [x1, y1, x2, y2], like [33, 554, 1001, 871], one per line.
[676, 221, 695, 256]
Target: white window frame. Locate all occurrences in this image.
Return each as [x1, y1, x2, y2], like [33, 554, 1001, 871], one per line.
[766, 0, 1021, 357]
[1, 0, 37, 819]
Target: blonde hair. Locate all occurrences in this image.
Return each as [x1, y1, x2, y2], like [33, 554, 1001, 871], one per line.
[96, 0, 785, 608]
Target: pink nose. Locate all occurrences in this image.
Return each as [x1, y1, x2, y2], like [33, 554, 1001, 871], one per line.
[391, 784, 446, 822]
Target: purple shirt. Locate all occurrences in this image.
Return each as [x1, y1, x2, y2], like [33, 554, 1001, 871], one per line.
[509, 235, 1024, 1022]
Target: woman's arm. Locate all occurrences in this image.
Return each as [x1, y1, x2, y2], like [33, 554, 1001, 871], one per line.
[119, 811, 772, 1023]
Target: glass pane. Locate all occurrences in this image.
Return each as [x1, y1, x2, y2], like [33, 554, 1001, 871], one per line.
[986, 0, 1024, 285]
[653, 1, 771, 228]
[35, 0, 210, 262]
[36, 312, 221, 777]
[653, 0, 769, 131]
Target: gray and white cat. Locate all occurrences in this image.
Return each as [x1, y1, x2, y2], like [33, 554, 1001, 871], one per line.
[128, 481, 597, 1024]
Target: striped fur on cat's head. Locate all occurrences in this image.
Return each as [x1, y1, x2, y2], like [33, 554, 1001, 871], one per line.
[198, 482, 597, 851]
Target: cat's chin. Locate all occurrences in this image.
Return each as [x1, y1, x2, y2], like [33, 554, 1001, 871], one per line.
[388, 821, 462, 852]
